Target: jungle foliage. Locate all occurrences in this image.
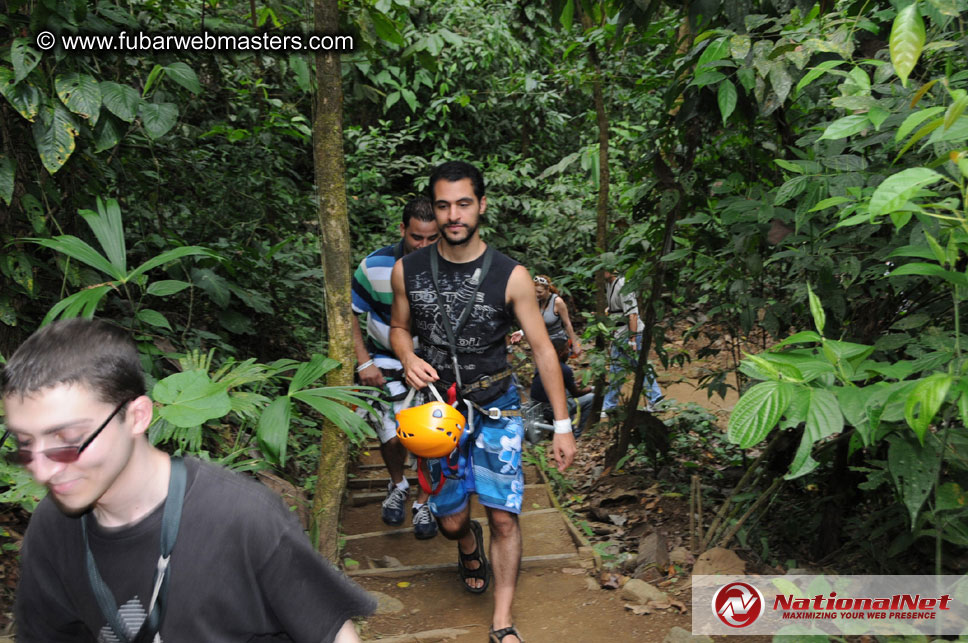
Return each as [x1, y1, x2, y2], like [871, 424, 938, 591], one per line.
[2, 0, 967, 572]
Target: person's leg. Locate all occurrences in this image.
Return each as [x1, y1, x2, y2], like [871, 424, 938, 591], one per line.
[574, 392, 594, 437]
[378, 400, 410, 526]
[485, 506, 522, 641]
[470, 387, 526, 638]
[602, 341, 625, 411]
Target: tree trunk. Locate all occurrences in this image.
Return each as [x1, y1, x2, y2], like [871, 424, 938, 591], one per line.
[310, 0, 351, 562]
[582, 7, 611, 421]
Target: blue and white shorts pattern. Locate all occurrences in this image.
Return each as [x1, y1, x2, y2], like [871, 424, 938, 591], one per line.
[428, 386, 525, 517]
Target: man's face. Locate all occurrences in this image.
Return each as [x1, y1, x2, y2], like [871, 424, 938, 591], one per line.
[3, 383, 138, 515]
[400, 218, 440, 254]
[432, 178, 486, 246]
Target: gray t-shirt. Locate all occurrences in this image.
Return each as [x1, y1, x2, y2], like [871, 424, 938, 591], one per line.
[15, 457, 375, 642]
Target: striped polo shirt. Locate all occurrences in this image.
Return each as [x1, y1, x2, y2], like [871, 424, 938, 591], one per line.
[351, 241, 404, 357]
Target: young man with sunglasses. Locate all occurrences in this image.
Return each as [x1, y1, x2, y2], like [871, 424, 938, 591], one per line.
[2, 318, 374, 642]
[389, 161, 576, 643]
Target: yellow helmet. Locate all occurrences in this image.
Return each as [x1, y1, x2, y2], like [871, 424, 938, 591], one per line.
[395, 401, 466, 458]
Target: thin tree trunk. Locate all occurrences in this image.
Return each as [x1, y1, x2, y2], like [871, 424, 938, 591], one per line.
[582, 7, 611, 421]
[310, 0, 351, 562]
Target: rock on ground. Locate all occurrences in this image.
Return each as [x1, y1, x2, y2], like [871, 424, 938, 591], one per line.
[621, 578, 668, 604]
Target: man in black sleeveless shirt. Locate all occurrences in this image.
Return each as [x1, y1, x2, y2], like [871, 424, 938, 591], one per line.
[390, 161, 576, 643]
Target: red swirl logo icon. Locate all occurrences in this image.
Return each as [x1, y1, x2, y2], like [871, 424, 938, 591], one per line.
[712, 581, 765, 628]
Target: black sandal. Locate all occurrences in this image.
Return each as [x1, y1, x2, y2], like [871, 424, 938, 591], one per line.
[458, 519, 489, 594]
[489, 624, 524, 642]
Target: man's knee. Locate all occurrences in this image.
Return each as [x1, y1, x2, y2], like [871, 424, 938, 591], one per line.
[437, 512, 470, 540]
[486, 509, 519, 539]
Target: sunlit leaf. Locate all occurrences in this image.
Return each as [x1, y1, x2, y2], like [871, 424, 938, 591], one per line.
[869, 168, 944, 216]
[889, 3, 925, 87]
[55, 73, 101, 125]
[32, 102, 78, 174]
[727, 381, 795, 447]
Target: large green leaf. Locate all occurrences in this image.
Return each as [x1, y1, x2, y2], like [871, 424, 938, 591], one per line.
[135, 308, 172, 331]
[819, 114, 870, 141]
[0, 67, 42, 121]
[888, 434, 941, 527]
[126, 246, 216, 283]
[559, 0, 574, 30]
[40, 285, 113, 327]
[79, 197, 126, 275]
[257, 396, 292, 467]
[717, 79, 737, 123]
[369, 8, 405, 46]
[0, 154, 14, 206]
[11, 38, 40, 83]
[727, 380, 795, 447]
[163, 62, 201, 94]
[785, 429, 820, 480]
[869, 168, 945, 216]
[146, 280, 191, 296]
[774, 175, 809, 206]
[795, 59, 844, 96]
[29, 236, 122, 279]
[292, 389, 376, 442]
[289, 354, 342, 394]
[139, 102, 178, 139]
[891, 263, 968, 288]
[289, 55, 311, 93]
[100, 81, 141, 122]
[153, 370, 232, 428]
[696, 37, 730, 72]
[904, 373, 953, 442]
[890, 3, 925, 87]
[807, 283, 825, 335]
[32, 102, 79, 174]
[55, 73, 101, 125]
[805, 388, 844, 442]
[93, 114, 124, 152]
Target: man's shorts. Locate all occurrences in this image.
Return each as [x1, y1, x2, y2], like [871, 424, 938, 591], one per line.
[428, 385, 525, 518]
[356, 356, 413, 443]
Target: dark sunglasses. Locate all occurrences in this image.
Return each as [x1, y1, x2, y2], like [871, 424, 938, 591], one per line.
[533, 276, 550, 286]
[0, 398, 133, 466]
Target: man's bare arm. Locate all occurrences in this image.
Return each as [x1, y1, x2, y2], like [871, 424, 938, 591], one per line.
[351, 315, 385, 387]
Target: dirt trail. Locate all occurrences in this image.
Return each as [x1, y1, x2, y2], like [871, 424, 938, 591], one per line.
[344, 348, 755, 643]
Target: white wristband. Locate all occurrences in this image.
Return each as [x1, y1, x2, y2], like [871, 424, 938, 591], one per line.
[553, 418, 573, 434]
[356, 359, 374, 373]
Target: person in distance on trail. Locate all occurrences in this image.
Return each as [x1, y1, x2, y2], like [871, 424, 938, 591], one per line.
[530, 338, 594, 439]
[601, 269, 663, 415]
[509, 274, 583, 359]
[351, 195, 440, 538]
[389, 160, 577, 643]
[3, 318, 374, 642]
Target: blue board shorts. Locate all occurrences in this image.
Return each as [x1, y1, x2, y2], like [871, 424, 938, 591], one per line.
[428, 385, 525, 517]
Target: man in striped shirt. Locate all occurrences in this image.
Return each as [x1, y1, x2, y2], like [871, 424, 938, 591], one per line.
[351, 197, 440, 537]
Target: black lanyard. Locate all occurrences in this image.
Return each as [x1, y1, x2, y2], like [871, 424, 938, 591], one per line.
[82, 456, 187, 643]
[429, 246, 494, 388]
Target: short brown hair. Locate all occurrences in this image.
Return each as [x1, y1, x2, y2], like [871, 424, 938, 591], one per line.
[2, 318, 146, 409]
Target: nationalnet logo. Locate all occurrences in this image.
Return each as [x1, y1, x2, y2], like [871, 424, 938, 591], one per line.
[694, 575, 968, 636]
[712, 581, 764, 628]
